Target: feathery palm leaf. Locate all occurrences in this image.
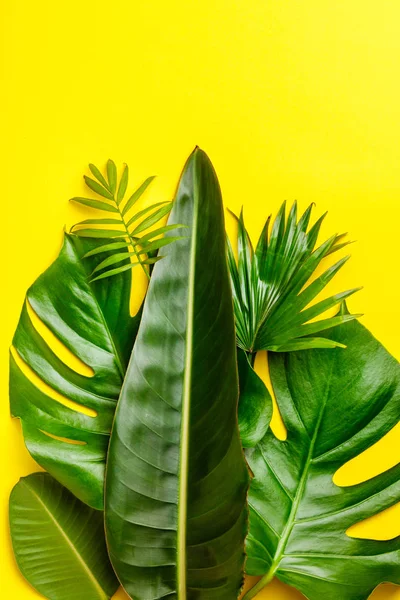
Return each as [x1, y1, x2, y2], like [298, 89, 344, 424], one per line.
[70, 160, 186, 280]
[227, 201, 361, 353]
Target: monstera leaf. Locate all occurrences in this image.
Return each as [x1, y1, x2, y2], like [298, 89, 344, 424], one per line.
[237, 349, 272, 448]
[243, 309, 400, 600]
[105, 148, 250, 600]
[10, 233, 140, 509]
[10, 472, 118, 600]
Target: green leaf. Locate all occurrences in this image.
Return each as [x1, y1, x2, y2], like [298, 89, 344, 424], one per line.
[237, 349, 272, 448]
[82, 240, 132, 258]
[84, 176, 114, 200]
[89, 257, 161, 283]
[89, 261, 141, 282]
[137, 235, 185, 255]
[130, 202, 172, 235]
[105, 148, 249, 600]
[121, 175, 156, 216]
[71, 219, 123, 231]
[73, 229, 126, 238]
[70, 197, 119, 213]
[91, 251, 136, 275]
[138, 223, 187, 243]
[89, 163, 111, 192]
[243, 315, 400, 600]
[228, 202, 360, 353]
[117, 164, 129, 204]
[9, 473, 118, 600]
[125, 201, 171, 228]
[10, 233, 141, 509]
[107, 159, 117, 194]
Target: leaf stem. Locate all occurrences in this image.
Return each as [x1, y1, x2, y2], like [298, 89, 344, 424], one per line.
[113, 196, 150, 280]
[242, 571, 275, 600]
[243, 359, 335, 600]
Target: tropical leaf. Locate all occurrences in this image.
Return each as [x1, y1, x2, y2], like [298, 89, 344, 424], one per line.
[70, 162, 183, 280]
[10, 472, 119, 600]
[106, 159, 117, 194]
[9, 233, 140, 509]
[228, 202, 361, 354]
[243, 309, 400, 600]
[105, 148, 250, 600]
[237, 349, 272, 448]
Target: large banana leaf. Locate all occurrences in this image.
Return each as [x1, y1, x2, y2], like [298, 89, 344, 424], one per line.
[10, 472, 118, 599]
[10, 233, 140, 509]
[243, 309, 400, 600]
[105, 148, 250, 600]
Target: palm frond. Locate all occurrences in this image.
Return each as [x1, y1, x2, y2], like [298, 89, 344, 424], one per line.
[228, 201, 361, 353]
[70, 159, 186, 280]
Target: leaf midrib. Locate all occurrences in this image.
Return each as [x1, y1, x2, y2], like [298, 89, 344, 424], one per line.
[177, 155, 199, 599]
[245, 357, 336, 599]
[23, 480, 108, 600]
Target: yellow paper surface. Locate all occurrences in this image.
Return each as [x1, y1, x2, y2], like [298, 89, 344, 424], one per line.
[1, 1, 399, 598]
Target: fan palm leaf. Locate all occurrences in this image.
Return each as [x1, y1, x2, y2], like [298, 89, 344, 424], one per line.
[228, 201, 361, 353]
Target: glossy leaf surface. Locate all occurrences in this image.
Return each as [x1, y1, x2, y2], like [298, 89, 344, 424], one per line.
[237, 349, 272, 448]
[10, 472, 118, 600]
[228, 202, 361, 353]
[243, 313, 400, 600]
[105, 148, 250, 600]
[10, 233, 140, 509]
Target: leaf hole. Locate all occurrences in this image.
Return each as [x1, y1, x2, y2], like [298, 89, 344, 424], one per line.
[39, 430, 87, 446]
[333, 422, 400, 486]
[346, 502, 400, 541]
[26, 300, 94, 378]
[256, 352, 287, 441]
[10, 347, 97, 418]
[130, 266, 148, 317]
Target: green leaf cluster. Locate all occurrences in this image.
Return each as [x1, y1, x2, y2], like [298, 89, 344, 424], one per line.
[70, 159, 185, 281]
[228, 202, 361, 352]
[8, 149, 399, 600]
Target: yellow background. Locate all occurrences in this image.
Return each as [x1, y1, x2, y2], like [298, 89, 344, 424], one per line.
[1, 0, 399, 598]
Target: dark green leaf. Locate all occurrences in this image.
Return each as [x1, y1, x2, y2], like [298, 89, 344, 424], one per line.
[237, 349, 272, 448]
[70, 197, 118, 213]
[105, 148, 249, 600]
[121, 175, 156, 216]
[89, 163, 111, 192]
[107, 159, 117, 195]
[9, 473, 118, 600]
[117, 164, 129, 204]
[10, 234, 140, 509]
[243, 315, 400, 600]
[84, 176, 114, 200]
